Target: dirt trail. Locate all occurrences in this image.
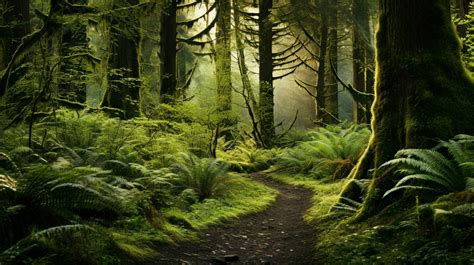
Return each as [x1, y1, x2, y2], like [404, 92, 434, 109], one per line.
[153, 172, 316, 265]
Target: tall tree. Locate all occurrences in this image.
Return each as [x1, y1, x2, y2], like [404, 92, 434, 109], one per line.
[352, 0, 374, 123]
[325, 0, 339, 124]
[160, 0, 177, 103]
[215, 0, 234, 138]
[233, 0, 261, 144]
[340, 0, 474, 219]
[160, 0, 216, 103]
[315, 0, 329, 124]
[58, 0, 89, 104]
[101, 0, 141, 118]
[258, 0, 274, 147]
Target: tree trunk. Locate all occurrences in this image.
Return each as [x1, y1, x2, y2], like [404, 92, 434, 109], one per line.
[352, 33, 365, 122]
[101, 0, 141, 119]
[316, 0, 329, 124]
[352, 0, 372, 123]
[341, 0, 474, 220]
[215, 0, 234, 139]
[160, 0, 177, 103]
[325, 0, 339, 124]
[258, 0, 274, 148]
[234, 0, 262, 146]
[364, 48, 374, 122]
[59, 0, 89, 104]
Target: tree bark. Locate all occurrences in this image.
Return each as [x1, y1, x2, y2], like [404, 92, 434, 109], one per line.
[352, 0, 373, 123]
[325, 0, 339, 124]
[160, 0, 177, 103]
[215, 0, 235, 139]
[234, 0, 263, 145]
[316, 0, 329, 124]
[59, 0, 89, 104]
[341, 0, 474, 220]
[258, 0, 274, 147]
[101, 0, 141, 119]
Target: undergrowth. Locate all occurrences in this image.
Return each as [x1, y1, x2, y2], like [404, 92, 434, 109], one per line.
[274, 124, 370, 180]
[0, 106, 277, 263]
[311, 134, 474, 264]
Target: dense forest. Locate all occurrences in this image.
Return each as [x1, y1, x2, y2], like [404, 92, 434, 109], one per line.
[0, 0, 473, 264]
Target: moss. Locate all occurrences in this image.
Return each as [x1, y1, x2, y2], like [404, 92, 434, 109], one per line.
[172, 174, 277, 228]
[342, 0, 474, 219]
[433, 190, 474, 210]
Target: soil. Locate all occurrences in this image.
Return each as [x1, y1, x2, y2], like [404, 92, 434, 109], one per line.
[152, 172, 317, 265]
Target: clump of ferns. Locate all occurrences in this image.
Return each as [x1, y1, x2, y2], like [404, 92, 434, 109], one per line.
[0, 224, 104, 264]
[222, 139, 279, 171]
[276, 124, 370, 180]
[171, 152, 232, 201]
[381, 134, 474, 199]
[0, 165, 133, 251]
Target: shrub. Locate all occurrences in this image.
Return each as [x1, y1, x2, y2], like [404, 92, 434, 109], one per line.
[172, 153, 231, 201]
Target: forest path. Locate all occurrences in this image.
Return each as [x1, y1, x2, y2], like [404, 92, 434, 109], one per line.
[153, 172, 316, 265]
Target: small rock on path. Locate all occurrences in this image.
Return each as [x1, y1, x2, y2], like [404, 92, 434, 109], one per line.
[153, 172, 316, 265]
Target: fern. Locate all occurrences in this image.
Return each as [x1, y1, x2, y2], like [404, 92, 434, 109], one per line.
[31, 224, 96, 240]
[0, 152, 23, 178]
[0, 174, 17, 191]
[0, 224, 97, 263]
[276, 124, 370, 179]
[382, 135, 474, 198]
[172, 153, 231, 201]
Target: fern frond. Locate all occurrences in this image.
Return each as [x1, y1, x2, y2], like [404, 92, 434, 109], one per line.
[32, 224, 96, 240]
[0, 152, 23, 177]
[380, 157, 449, 182]
[383, 185, 438, 198]
[396, 149, 458, 178]
[0, 174, 17, 191]
[394, 174, 456, 191]
[465, 178, 474, 190]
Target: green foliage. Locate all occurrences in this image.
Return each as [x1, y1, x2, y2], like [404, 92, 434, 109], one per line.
[219, 139, 278, 172]
[275, 124, 370, 180]
[382, 135, 474, 198]
[453, 1, 474, 70]
[171, 153, 231, 201]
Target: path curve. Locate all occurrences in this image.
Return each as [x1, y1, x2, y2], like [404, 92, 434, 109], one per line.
[153, 172, 316, 265]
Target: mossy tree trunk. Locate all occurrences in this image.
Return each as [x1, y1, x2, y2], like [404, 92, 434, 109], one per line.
[101, 0, 141, 119]
[215, 0, 235, 139]
[258, 0, 274, 148]
[59, 0, 88, 104]
[341, 0, 474, 220]
[325, 0, 339, 124]
[160, 0, 177, 103]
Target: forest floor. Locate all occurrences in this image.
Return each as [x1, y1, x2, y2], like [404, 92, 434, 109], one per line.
[153, 172, 317, 265]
